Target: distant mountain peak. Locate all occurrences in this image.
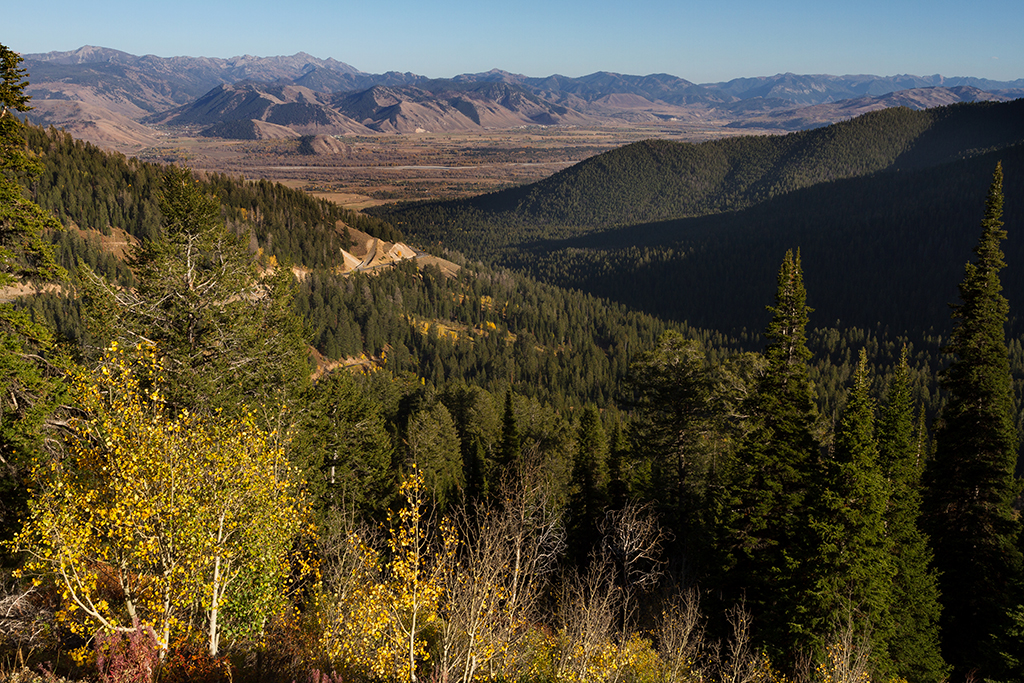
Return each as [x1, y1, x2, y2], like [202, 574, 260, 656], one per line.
[453, 68, 525, 84]
[17, 46, 1024, 143]
[24, 45, 135, 64]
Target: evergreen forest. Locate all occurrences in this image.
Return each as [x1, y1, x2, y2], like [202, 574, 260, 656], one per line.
[3, 43, 1024, 683]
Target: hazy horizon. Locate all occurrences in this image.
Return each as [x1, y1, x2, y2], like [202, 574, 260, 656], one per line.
[9, 0, 1023, 83]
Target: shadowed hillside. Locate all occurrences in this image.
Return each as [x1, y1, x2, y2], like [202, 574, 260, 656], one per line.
[378, 99, 1024, 335]
[512, 143, 1024, 335]
[381, 99, 1024, 240]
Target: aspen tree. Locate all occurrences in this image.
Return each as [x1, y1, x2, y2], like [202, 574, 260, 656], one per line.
[12, 344, 305, 658]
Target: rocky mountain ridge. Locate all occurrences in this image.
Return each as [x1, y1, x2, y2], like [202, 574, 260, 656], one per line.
[145, 80, 592, 135]
[17, 46, 1024, 142]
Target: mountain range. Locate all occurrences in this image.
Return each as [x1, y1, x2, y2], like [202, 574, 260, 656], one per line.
[145, 81, 591, 136]
[18, 46, 1024, 145]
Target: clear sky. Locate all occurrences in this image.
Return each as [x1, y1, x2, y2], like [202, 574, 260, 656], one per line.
[7, 0, 1023, 83]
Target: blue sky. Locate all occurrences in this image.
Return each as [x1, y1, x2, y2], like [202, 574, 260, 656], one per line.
[7, 0, 1023, 83]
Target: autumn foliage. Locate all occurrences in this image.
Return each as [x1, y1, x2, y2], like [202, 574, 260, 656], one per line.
[12, 343, 306, 661]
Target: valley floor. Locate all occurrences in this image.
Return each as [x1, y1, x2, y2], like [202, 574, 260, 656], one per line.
[114, 122, 772, 207]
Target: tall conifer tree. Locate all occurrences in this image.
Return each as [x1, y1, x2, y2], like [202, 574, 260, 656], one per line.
[625, 331, 713, 558]
[923, 162, 1021, 680]
[289, 369, 395, 522]
[719, 249, 821, 665]
[877, 349, 947, 683]
[567, 404, 609, 566]
[606, 419, 630, 511]
[498, 388, 521, 468]
[439, 382, 496, 505]
[0, 44, 65, 560]
[81, 166, 310, 419]
[808, 350, 893, 674]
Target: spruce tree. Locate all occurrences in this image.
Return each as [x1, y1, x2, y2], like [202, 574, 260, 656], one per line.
[0, 43, 65, 561]
[877, 348, 947, 683]
[807, 349, 893, 674]
[567, 404, 609, 566]
[718, 249, 821, 666]
[923, 162, 1021, 680]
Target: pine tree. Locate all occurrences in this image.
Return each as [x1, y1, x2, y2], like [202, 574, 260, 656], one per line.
[877, 348, 947, 683]
[923, 162, 1022, 680]
[718, 249, 822, 666]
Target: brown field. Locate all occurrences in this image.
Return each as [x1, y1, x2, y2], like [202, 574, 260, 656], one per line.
[128, 120, 769, 209]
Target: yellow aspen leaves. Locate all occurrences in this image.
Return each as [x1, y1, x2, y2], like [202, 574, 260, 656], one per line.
[320, 469, 456, 682]
[10, 343, 306, 658]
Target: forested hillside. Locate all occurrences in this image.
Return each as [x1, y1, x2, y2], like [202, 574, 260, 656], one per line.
[379, 99, 1024, 337]
[22, 126, 401, 271]
[14, 124, 1002, 419]
[381, 99, 1024, 236]
[12, 126, 683, 410]
[515, 143, 1024, 334]
[4, 50, 1024, 683]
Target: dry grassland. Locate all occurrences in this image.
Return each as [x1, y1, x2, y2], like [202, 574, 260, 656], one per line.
[128, 121, 762, 208]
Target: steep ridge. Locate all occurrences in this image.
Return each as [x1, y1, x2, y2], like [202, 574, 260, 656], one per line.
[332, 83, 592, 132]
[147, 83, 377, 135]
[149, 81, 593, 137]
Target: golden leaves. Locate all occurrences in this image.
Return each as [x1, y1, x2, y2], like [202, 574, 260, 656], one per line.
[11, 343, 307, 655]
[320, 470, 456, 682]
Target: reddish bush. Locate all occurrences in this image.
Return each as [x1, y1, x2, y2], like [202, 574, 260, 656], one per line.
[94, 623, 159, 683]
[159, 640, 231, 683]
